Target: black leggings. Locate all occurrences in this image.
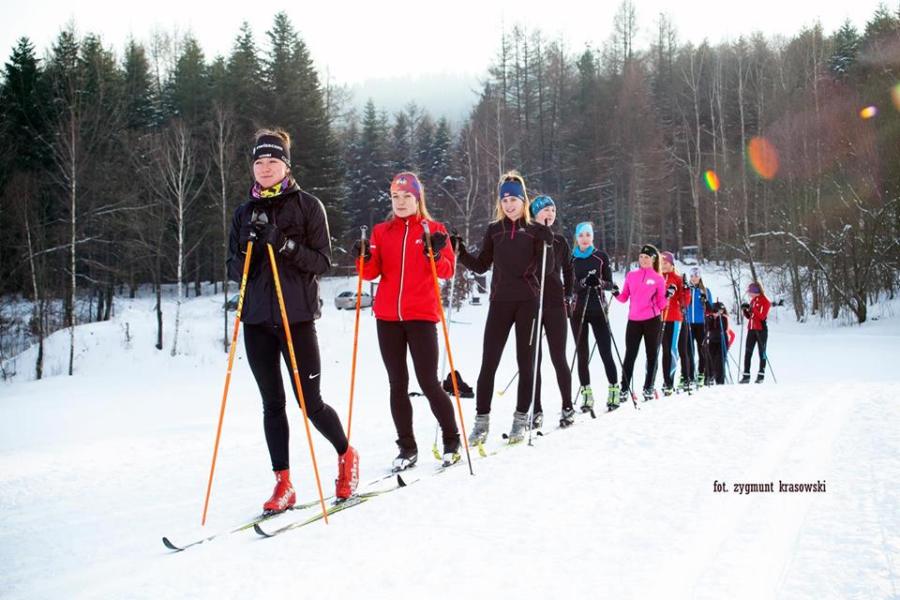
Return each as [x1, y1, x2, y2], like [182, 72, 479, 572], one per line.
[244, 322, 348, 472]
[662, 321, 691, 388]
[376, 319, 459, 452]
[571, 312, 618, 388]
[476, 298, 539, 415]
[534, 302, 572, 414]
[743, 329, 768, 375]
[707, 342, 726, 384]
[621, 316, 662, 393]
[689, 323, 708, 378]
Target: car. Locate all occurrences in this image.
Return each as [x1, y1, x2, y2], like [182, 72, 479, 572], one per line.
[226, 293, 324, 311]
[680, 245, 699, 265]
[334, 290, 373, 310]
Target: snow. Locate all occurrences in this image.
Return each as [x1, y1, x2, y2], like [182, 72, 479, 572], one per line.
[1, 267, 898, 599]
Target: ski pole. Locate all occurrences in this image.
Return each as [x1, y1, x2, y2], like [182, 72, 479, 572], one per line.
[765, 351, 777, 383]
[422, 221, 474, 475]
[267, 241, 329, 524]
[434, 234, 461, 460]
[595, 285, 636, 407]
[567, 275, 593, 377]
[202, 239, 254, 526]
[527, 240, 550, 446]
[496, 329, 548, 396]
[345, 226, 368, 444]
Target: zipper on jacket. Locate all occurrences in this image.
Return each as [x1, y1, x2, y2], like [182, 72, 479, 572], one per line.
[398, 219, 410, 320]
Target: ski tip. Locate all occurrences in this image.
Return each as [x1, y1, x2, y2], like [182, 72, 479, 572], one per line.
[162, 537, 183, 552]
[536, 431, 544, 437]
[397, 474, 407, 487]
[253, 523, 272, 538]
[590, 409, 597, 419]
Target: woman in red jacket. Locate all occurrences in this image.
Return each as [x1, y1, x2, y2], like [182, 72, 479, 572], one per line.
[356, 172, 461, 470]
[660, 251, 692, 395]
[740, 281, 772, 383]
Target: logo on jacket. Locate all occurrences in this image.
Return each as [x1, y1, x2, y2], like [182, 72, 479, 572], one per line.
[645, 279, 656, 286]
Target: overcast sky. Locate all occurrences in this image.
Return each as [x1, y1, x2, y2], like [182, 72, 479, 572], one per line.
[0, 0, 886, 84]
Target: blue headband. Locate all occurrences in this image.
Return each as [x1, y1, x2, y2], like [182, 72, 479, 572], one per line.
[530, 195, 555, 217]
[499, 180, 525, 201]
[575, 222, 593, 237]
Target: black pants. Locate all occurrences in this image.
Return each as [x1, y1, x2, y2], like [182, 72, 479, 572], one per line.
[244, 322, 348, 472]
[743, 329, 768, 375]
[621, 316, 662, 393]
[534, 302, 572, 414]
[476, 298, 539, 415]
[571, 311, 618, 388]
[689, 323, 708, 378]
[662, 321, 691, 388]
[707, 341, 726, 384]
[376, 319, 459, 452]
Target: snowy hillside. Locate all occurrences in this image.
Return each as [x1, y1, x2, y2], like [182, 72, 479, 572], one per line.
[1, 268, 898, 599]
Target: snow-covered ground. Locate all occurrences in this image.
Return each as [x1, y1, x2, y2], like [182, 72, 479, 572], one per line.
[1, 267, 898, 599]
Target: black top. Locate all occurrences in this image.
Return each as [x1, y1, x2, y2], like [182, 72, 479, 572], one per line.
[571, 248, 613, 315]
[227, 183, 331, 325]
[541, 232, 574, 305]
[458, 217, 544, 302]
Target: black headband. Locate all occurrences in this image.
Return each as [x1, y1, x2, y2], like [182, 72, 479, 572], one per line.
[252, 135, 291, 167]
[640, 245, 658, 258]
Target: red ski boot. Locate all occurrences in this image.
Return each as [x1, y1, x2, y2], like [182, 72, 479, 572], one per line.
[335, 446, 359, 500]
[263, 469, 296, 514]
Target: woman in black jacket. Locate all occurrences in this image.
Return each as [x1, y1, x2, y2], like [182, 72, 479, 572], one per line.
[453, 171, 553, 445]
[569, 222, 620, 411]
[226, 129, 358, 513]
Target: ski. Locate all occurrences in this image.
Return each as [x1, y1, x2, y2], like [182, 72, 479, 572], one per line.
[162, 471, 400, 552]
[254, 474, 412, 538]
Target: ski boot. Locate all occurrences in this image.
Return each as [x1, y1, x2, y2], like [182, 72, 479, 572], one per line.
[336, 445, 360, 500]
[607, 384, 621, 411]
[662, 386, 674, 397]
[620, 387, 632, 406]
[579, 385, 594, 413]
[468, 414, 490, 447]
[391, 446, 418, 473]
[506, 411, 529, 444]
[697, 373, 706, 387]
[739, 372, 751, 384]
[263, 469, 296, 514]
[680, 379, 692, 394]
[560, 407, 576, 428]
[441, 438, 461, 468]
[531, 411, 544, 431]
[642, 388, 655, 402]
[755, 372, 765, 384]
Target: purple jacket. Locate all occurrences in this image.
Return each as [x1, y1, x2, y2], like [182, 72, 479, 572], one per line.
[615, 267, 668, 321]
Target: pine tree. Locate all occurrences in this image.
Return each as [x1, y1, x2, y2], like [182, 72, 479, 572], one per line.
[122, 39, 157, 130]
[828, 21, 860, 79]
[168, 35, 209, 127]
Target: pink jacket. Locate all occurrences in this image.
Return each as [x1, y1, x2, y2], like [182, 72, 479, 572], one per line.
[615, 267, 668, 321]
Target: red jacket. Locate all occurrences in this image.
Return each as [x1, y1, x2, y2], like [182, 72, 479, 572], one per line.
[662, 271, 692, 322]
[360, 215, 455, 322]
[744, 295, 771, 331]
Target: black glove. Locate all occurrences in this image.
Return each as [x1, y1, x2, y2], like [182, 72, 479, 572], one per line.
[666, 284, 677, 299]
[425, 231, 448, 258]
[611, 283, 621, 297]
[699, 292, 707, 302]
[352, 239, 371, 261]
[448, 230, 465, 254]
[599, 280, 614, 291]
[533, 223, 554, 245]
[741, 302, 750, 311]
[581, 272, 601, 288]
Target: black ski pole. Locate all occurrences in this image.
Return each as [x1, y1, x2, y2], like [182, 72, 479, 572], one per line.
[527, 240, 550, 446]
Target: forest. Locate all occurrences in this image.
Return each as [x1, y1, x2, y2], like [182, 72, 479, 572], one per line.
[1, 3, 899, 378]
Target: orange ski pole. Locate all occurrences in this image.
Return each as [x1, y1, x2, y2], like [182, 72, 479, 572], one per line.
[422, 221, 474, 475]
[202, 240, 253, 526]
[267, 243, 330, 524]
[345, 226, 368, 443]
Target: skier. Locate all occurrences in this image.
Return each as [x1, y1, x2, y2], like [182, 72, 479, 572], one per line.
[613, 244, 669, 403]
[685, 266, 714, 386]
[226, 129, 359, 513]
[660, 252, 692, 395]
[528, 195, 576, 429]
[569, 222, 620, 411]
[704, 302, 734, 385]
[451, 171, 554, 445]
[354, 172, 462, 471]
[740, 281, 772, 383]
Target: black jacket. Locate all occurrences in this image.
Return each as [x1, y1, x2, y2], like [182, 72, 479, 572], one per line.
[541, 233, 574, 305]
[458, 217, 542, 302]
[571, 248, 613, 315]
[227, 183, 331, 325]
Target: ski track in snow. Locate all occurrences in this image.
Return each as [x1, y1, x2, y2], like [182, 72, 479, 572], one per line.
[1, 273, 899, 599]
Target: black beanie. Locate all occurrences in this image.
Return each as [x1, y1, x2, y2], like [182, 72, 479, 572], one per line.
[252, 134, 291, 167]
